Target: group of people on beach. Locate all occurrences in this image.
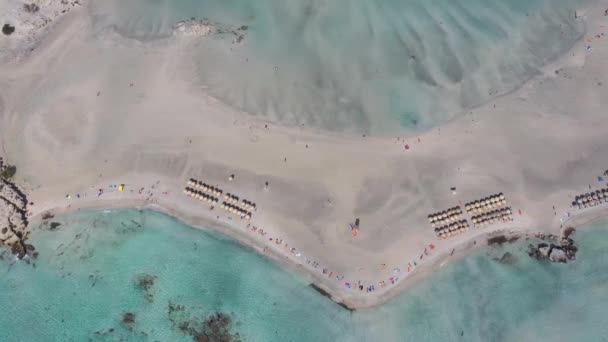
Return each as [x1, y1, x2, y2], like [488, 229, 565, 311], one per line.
[243, 214, 438, 294]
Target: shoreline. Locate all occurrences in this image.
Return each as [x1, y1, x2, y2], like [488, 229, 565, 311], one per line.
[23, 192, 608, 310]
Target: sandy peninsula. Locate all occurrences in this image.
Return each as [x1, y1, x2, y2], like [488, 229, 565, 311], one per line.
[1, 1, 608, 309]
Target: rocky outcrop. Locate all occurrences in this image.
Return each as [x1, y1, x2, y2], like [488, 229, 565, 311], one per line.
[168, 303, 242, 341]
[172, 18, 247, 43]
[487, 235, 519, 246]
[494, 252, 517, 265]
[2, 0, 85, 62]
[135, 273, 157, 302]
[0, 178, 29, 258]
[528, 228, 577, 263]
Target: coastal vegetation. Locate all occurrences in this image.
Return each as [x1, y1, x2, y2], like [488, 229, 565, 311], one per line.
[1, 24, 15, 36]
[0, 164, 16, 180]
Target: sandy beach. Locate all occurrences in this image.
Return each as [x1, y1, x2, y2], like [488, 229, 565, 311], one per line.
[2, 0, 608, 309]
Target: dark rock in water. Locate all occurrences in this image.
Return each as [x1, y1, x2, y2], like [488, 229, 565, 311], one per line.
[202, 312, 241, 342]
[136, 273, 156, 290]
[11, 242, 26, 259]
[528, 239, 577, 263]
[309, 283, 331, 298]
[167, 304, 241, 341]
[549, 248, 568, 263]
[538, 245, 551, 258]
[563, 227, 576, 239]
[309, 283, 355, 312]
[194, 334, 209, 342]
[49, 222, 61, 231]
[135, 273, 157, 302]
[487, 235, 519, 246]
[41, 212, 54, 220]
[494, 252, 517, 265]
[122, 312, 136, 324]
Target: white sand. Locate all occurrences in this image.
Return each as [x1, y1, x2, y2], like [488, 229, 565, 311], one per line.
[1, 2, 608, 308]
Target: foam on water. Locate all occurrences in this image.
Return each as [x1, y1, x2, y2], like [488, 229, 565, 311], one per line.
[89, 0, 588, 134]
[0, 208, 607, 341]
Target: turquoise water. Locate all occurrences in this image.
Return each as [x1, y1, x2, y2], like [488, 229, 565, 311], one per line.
[1, 208, 607, 341]
[90, 0, 589, 134]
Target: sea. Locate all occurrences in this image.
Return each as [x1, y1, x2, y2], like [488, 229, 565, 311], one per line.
[0, 208, 606, 341]
[88, 0, 591, 134]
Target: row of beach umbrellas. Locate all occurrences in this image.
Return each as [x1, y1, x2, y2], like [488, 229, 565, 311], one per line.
[428, 206, 463, 225]
[183, 187, 220, 204]
[224, 193, 256, 211]
[187, 178, 223, 196]
[573, 188, 607, 203]
[471, 207, 513, 226]
[465, 193, 506, 213]
[435, 220, 470, 239]
[473, 217, 513, 229]
[572, 189, 608, 209]
[220, 202, 252, 220]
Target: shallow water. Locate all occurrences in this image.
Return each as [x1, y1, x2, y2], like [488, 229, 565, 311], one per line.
[0, 208, 607, 341]
[90, 0, 589, 134]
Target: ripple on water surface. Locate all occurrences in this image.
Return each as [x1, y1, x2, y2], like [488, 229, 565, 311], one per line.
[89, 0, 588, 134]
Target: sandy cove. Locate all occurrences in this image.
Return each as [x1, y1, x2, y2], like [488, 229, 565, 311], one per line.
[2, 2, 608, 309]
